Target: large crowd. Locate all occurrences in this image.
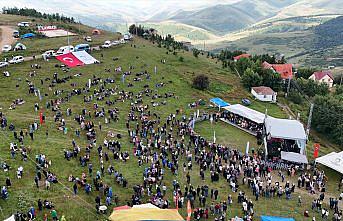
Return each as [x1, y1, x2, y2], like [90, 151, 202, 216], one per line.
[0, 43, 342, 221]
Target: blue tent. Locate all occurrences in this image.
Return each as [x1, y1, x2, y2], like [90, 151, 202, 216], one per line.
[21, 33, 36, 39]
[210, 98, 229, 108]
[260, 216, 295, 221]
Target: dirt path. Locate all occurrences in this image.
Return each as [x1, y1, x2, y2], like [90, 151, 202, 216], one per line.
[0, 26, 16, 53]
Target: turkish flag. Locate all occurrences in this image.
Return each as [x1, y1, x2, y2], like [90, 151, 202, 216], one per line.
[55, 52, 84, 67]
[314, 143, 320, 158]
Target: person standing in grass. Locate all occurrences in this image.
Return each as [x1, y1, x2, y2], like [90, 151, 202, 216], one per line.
[50, 208, 58, 221]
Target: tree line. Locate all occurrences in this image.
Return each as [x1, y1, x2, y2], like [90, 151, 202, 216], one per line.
[2, 7, 77, 23]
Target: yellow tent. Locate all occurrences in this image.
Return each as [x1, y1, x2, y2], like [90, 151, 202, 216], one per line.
[109, 207, 184, 221]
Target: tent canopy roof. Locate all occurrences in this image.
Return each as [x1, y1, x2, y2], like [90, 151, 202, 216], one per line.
[109, 208, 184, 221]
[265, 117, 307, 141]
[315, 151, 343, 174]
[210, 98, 229, 108]
[223, 104, 265, 124]
[281, 151, 308, 164]
[261, 216, 295, 221]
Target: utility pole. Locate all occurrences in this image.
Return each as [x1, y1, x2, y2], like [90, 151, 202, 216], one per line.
[306, 103, 314, 137]
[340, 73, 342, 85]
[286, 77, 291, 97]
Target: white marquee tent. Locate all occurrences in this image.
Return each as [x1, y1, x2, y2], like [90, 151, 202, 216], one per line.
[265, 116, 307, 154]
[315, 151, 343, 174]
[223, 104, 266, 124]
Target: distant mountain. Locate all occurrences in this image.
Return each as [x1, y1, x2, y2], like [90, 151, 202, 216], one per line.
[163, 0, 298, 35]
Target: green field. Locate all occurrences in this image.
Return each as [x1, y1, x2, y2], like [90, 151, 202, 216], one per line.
[0, 15, 342, 221]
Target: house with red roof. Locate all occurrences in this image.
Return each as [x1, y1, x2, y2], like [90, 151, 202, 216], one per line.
[262, 61, 293, 79]
[309, 71, 334, 88]
[233, 53, 251, 62]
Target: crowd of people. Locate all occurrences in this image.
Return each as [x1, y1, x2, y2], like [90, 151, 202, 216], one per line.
[0, 41, 342, 221]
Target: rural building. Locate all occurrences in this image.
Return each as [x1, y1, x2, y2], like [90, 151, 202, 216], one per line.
[233, 53, 251, 62]
[309, 71, 334, 88]
[262, 61, 293, 79]
[251, 86, 277, 102]
[181, 41, 194, 50]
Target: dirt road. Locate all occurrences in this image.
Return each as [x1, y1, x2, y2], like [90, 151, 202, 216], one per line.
[0, 26, 16, 53]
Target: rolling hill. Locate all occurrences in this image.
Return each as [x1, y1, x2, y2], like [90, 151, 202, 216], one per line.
[211, 15, 343, 68]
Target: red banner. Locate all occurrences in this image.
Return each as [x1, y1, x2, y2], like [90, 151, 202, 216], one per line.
[39, 111, 43, 125]
[314, 143, 320, 158]
[55, 52, 84, 67]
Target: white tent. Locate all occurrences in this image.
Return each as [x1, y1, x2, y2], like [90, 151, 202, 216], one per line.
[281, 151, 308, 164]
[315, 151, 343, 174]
[265, 116, 307, 154]
[132, 203, 159, 209]
[223, 104, 265, 124]
[3, 215, 15, 221]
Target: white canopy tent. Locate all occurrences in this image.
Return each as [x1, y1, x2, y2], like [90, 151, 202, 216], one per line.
[223, 104, 266, 124]
[315, 151, 343, 174]
[132, 203, 159, 209]
[265, 116, 307, 154]
[281, 151, 308, 164]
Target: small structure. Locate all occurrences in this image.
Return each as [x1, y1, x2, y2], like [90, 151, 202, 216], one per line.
[262, 61, 293, 79]
[13, 43, 26, 51]
[309, 71, 334, 88]
[181, 41, 194, 50]
[251, 86, 277, 102]
[92, 29, 101, 35]
[210, 98, 230, 109]
[260, 216, 295, 221]
[233, 53, 251, 62]
[21, 33, 35, 39]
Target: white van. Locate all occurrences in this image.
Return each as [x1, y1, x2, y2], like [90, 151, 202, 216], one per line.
[9, 56, 24, 64]
[56, 45, 74, 55]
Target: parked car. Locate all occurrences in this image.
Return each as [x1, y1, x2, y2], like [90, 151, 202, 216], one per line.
[241, 98, 251, 106]
[12, 30, 20, 38]
[0, 61, 9, 68]
[17, 22, 30, 27]
[101, 40, 111, 48]
[8, 56, 24, 64]
[85, 36, 92, 42]
[42, 50, 56, 59]
[111, 40, 120, 46]
[56, 45, 74, 55]
[2, 45, 12, 53]
[75, 44, 91, 53]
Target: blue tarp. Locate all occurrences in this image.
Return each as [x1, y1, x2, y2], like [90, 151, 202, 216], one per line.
[210, 98, 229, 108]
[261, 216, 295, 221]
[21, 33, 35, 39]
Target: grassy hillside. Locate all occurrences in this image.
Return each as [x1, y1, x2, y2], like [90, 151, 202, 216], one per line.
[0, 14, 117, 59]
[0, 15, 341, 221]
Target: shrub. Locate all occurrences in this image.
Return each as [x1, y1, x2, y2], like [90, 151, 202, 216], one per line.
[192, 74, 209, 90]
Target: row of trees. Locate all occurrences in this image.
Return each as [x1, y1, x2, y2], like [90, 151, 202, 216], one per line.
[312, 89, 343, 145]
[129, 24, 189, 55]
[2, 7, 77, 23]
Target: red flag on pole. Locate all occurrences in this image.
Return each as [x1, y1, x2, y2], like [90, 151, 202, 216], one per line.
[39, 111, 43, 125]
[314, 143, 320, 158]
[186, 200, 192, 221]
